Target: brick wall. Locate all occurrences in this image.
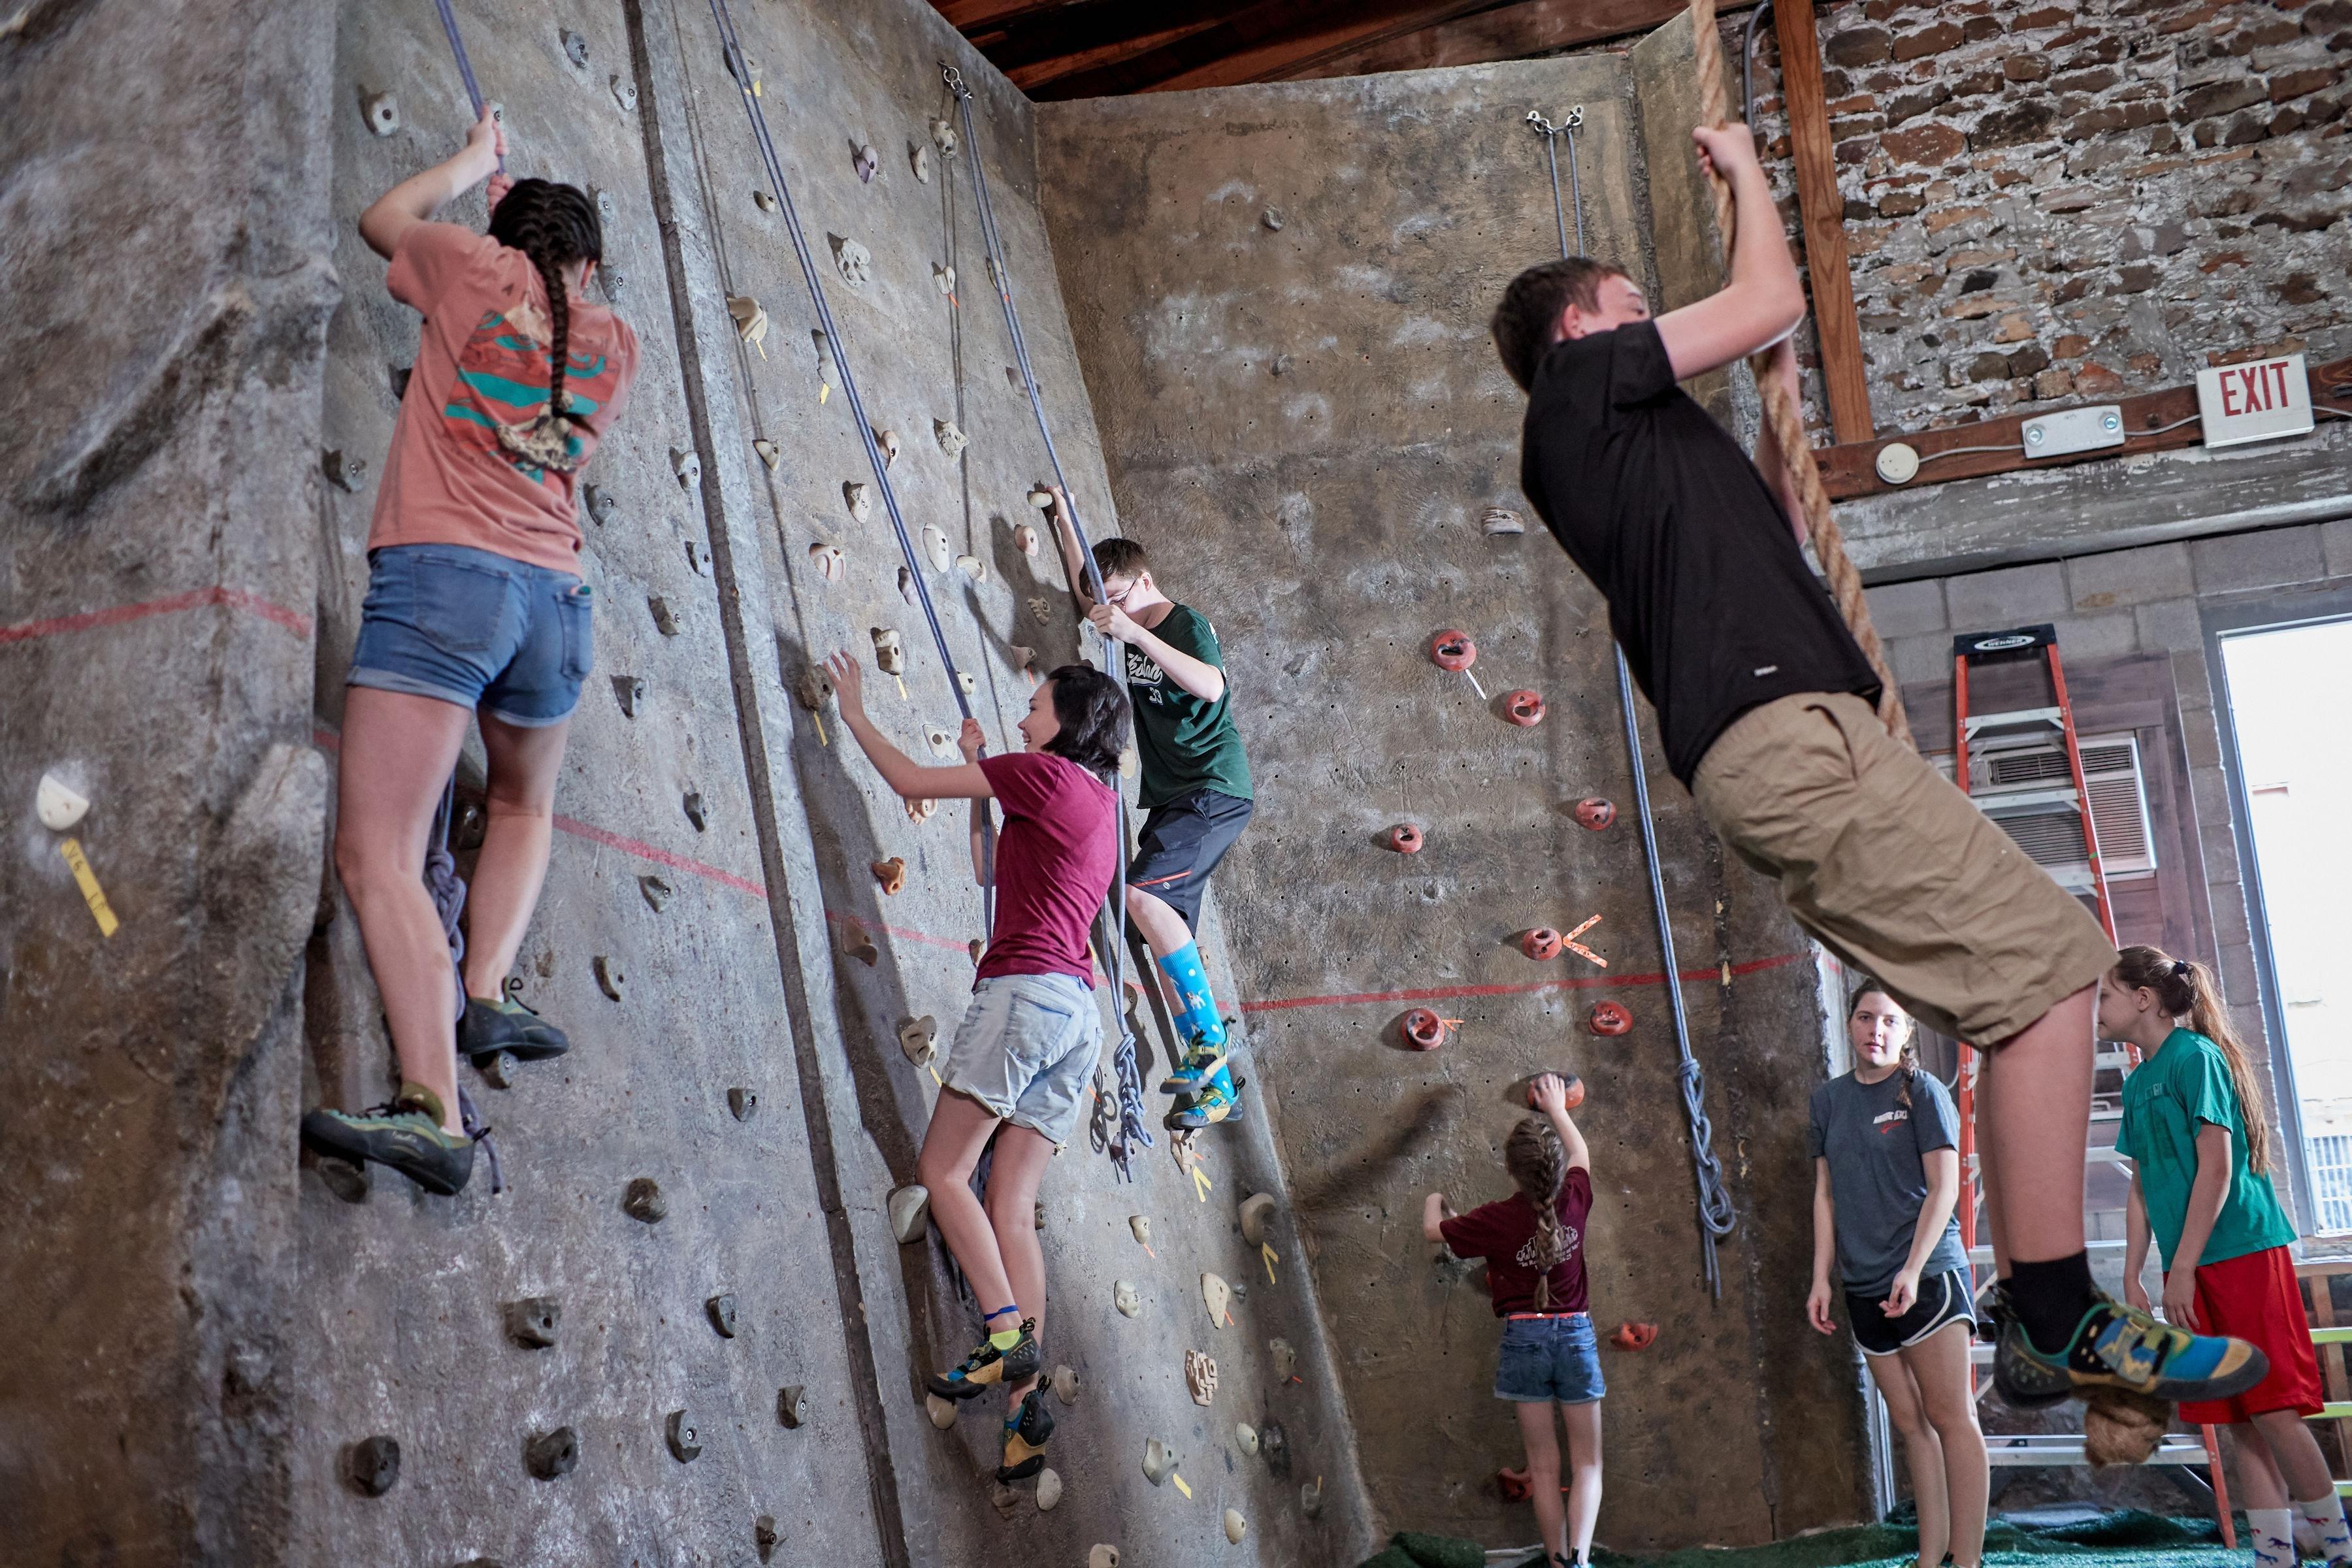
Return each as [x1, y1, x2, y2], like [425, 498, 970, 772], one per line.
[1740, 0, 2351, 435]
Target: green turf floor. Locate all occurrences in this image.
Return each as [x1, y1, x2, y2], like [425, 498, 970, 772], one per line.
[1362, 1511, 2244, 1568]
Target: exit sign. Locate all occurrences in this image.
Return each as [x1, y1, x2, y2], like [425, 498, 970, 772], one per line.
[2197, 353, 2313, 449]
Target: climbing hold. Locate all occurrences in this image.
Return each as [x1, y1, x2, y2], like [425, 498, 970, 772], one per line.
[1588, 1000, 1632, 1037]
[894, 566, 918, 607]
[872, 857, 907, 896]
[1184, 1350, 1218, 1406]
[1011, 523, 1039, 557]
[478, 1049, 518, 1090]
[683, 791, 708, 832]
[1428, 630, 1477, 671]
[1524, 1074, 1588, 1111]
[525, 1426, 578, 1480]
[896, 1015, 939, 1069]
[1034, 1198, 1046, 1231]
[1269, 1337, 1297, 1382]
[1574, 796, 1616, 831]
[1401, 1008, 1450, 1050]
[1301, 1477, 1324, 1518]
[623, 1177, 666, 1222]
[704, 1294, 738, 1338]
[583, 483, 617, 527]
[685, 538, 712, 575]
[1262, 206, 1286, 231]
[795, 669, 834, 713]
[1129, 1215, 1152, 1249]
[1051, 1364, 1081, 1405]
[665, 1408, 702, 1463]
[35, 774, 89, 832]
[932, 262, 955, 296]
[753, 438, 780, 471]
[594, 955, 627, 1002]
[610, 675, 644, 718]
[843, 480, 872, 523]
[1504, 690, 1546, 727]
[777, 1384, 808, 1428]
[1113, 1279, 1140, 1318]
[1007, 645, 1037, 676]
[845, 932, 879, 967]
[925, 1392, 957, 1429]
[828, 234, 872, 289]
[1027, 485, 1055, 509]
[1380, 823, 1424, 854]
[813, 331, 842, 391]
[560, 27, 589, 68]
[930, 117, 958, 155]
[1224, 1509, 1248, 1544]
[601, 266, 627, 302]
[728, 294, 770, 353]
[611, 76, 637, 113]
[1141, 1437, 1179, 1486]
[909, 142, 931, 183]
[955, 554, 985, 580]
[505, 1297, 561, 1348]
[1036, 1467, 1062, 1511]
[1201, 1271, 1232, 1329]
[322, 448, 367, 493]
[853, 142, 879, 182]
[755, 189, 778, 213]
[755, 1515, 780, 1560]
[889, 1184, 931, 1243]
[1522, 928, 1563, 961]
[875, 426, 900, 466]
[1028, 596, 1053, 626]
[870, 627, 903, 674]
[2083, 1386, 2170, 1466]
[648, 596, 680, 636]
[725, 48, 762, 95]
[592, 187, 616, 223]
[1482, 506, 1526, 536]
[342, 1435, 399, 1497]
[362, 91, 399, 137]
[671, 448, 700, 489]
[906, 797, 936, 826]
[934, 419, 968, 459]
[921, 524, 951, 573]
[1261, 1418, 1292, 1478]
[923, 724, 956, 759]
[728, 1086, 759, 1122]
[1239, 1192, 1277, 1245]
[1089, 1548, 1119, 1568]
[1610, 1321, 1659, 1352]
[809, 542, 844, 582]
[1236, 1422, 1259, 1456]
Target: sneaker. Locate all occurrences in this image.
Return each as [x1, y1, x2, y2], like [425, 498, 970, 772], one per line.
[2002, 1291, 2267, 1405]
[458, 983, 570, 1066]
[1157, 1040, 1230, 1096]
[928, 1317, 1041, 1401]
[300, 1085, 475, 1196]
[1166, 1071, 1245, 1130]
[996, 1386, 1054, 1482]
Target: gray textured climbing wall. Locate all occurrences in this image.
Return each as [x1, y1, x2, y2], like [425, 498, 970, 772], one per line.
[1038, 54, 1870, 1550]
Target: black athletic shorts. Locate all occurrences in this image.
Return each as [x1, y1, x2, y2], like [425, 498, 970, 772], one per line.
[1127, 788, 1253, 932]
[1846, 1266, 1976, 1357]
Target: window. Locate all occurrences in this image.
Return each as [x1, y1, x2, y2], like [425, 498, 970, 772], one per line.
[2310, 1135, 2352, 1235]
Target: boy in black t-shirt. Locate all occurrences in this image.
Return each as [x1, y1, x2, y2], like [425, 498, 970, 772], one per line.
[1490, 120, 2262, 1416]
[1048, 494, 1253, 1131]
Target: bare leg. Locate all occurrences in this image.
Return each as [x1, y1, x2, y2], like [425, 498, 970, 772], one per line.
[1560, 1397, 1603, 1563]
[1867, 1349, 1948, 1568]
[915, 1090, 1015, 1318]
[1972, 1051, 2010, 1281]
[981, 1122, 1058, 1407]
[1904, 1323, 1989, 1566]
[1514, 1400, 1566, 1565]
[2249, 1408, 2338, 1505]
[335, 687, 473, 1133]
[1125, 882, 1192, 962]
[1978, 985, 2097, 1264]
[460, 712, 570, 998]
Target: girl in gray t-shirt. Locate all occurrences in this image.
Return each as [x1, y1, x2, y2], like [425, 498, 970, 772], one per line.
[1806, 981, 1989, 1568]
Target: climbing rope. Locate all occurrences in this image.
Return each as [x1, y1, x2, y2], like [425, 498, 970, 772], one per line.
[1688, 0, 1910, 747]
[703, 0, 998, 909]
[425, 782, 503, 1194]
[1527, 107, 1733, 1296]
[945, 65, 1152, 1177]
[431, 0, 501, 172]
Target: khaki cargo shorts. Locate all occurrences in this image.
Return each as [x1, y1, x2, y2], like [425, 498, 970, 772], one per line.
[1691, 691, 2116, 1045]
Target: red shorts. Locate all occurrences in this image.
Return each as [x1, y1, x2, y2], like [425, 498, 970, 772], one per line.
[2177, 1245, 2325, 1426]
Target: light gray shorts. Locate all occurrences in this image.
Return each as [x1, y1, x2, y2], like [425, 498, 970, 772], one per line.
[943, 972, 1101, 1147]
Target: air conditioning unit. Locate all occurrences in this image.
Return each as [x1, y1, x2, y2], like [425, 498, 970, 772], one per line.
[1931, 732, 2158, 889]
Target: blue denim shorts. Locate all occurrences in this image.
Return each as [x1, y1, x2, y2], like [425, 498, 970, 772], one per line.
[1494, 1313, 1606, 1405]
[348, 544, 593, 726]
[943, 973, 1102, 1147]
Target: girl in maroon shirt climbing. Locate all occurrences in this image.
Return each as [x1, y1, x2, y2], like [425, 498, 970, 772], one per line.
[1425, 1073, 1603, 1568]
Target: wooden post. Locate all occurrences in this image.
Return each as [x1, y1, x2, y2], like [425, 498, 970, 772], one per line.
[1770, 0, 1874, 444]
[2304, 1262, 2352, 1478]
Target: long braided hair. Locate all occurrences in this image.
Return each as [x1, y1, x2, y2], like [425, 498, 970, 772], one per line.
[486, 179, 604, 471]
[2115, 944, 2274, 1175]
[1503, 1115, 1570, 1309]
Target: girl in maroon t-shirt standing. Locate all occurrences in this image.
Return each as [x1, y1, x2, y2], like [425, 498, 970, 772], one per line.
[1425, 1073, 1602, 1568]
[825, 651, 1128, 1490]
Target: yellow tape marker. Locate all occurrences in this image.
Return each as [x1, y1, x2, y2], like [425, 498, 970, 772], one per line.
[1262, 1243, 1279, 1284]
[813, 713, 828, 747]
[1191, 1164, 1213, 1203]
[894, 676, 908, 702]
[59, 838, 120, 937]
[818, 382, 829, 403]
[1171, 1472, 1192, 1500]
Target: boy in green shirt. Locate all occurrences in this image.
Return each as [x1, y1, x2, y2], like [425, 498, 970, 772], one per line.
[1048, 491, 1252, 1130]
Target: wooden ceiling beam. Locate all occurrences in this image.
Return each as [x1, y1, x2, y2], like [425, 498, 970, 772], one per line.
[973, 0, 1253, 76]
[1290, 0, 1752, 80]
[1028, 0, 1504, 98]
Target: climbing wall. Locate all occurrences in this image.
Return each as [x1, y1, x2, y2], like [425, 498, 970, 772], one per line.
[299, 1, 1370, 1565]
[1039, 53, 1870, 1550]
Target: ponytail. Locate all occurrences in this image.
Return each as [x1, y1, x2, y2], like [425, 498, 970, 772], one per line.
[486, 179, 604, 472]
[2115, 944, 2274, 1175]
[1504, 1116, 1569, 1310]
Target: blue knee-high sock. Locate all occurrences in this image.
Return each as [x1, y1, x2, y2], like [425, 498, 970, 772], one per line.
[1156, 941, 1225, 1051]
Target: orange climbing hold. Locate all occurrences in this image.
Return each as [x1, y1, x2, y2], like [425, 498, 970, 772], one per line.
[1503, 690, 1545, 727]
[1400, 1009, 1456, 1050]
[1573, 797, 1615, 830]
[1382, 823, 1424, 854]
[1527, 1074, 1587, 1111]
[1520, 928, 1563, 961]
[1588, 1000, 1631, 1037]
[1428, 630, 1477, 672]
[1610, 1321, 1659, 1352]
[872, 857, 907, 896]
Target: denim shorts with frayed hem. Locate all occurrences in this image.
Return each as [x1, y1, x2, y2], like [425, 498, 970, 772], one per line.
[1494, 1313, 1606, 1405]
[943, 972, 1102, 1148]
[348, 544, 593, 727]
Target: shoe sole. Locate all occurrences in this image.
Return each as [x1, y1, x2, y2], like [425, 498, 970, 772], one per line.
[930, 1352, 1041, 1401]
[465, 1041, 569, 1066]
[995, 1452, 1047, 1482]
[299, 1114, 470, 1198]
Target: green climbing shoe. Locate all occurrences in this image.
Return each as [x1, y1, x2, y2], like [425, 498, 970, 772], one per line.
[1158, 1040, 1230, 1096]
[996, 1386, 1055, 1482]
[1981, 1282, 2070, 1407]
[1166, 1072, 1245, 1130]
[300, 1085, 474, 1196]
[929, 1317, 1041, 1401]
[458, 984, 570, 1065]
[1998, 1290, 2267, 1406]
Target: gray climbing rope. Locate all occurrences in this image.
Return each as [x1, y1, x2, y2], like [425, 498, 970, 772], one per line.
[703, 0, 997, 912]
[1526, 108, 1734, 1295]
[431, 0, 501, 172]
[426, 781, 502, 1194]
[943, 65, 1154, 1177]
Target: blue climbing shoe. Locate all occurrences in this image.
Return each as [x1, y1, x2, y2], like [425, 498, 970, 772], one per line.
[459, 981, 570, 1066]
[929, 1317, 1040, 1401]
[300, 1085, 474, 1196]
[1999, 1292, 2266, 1405]
[1166, 1071, 1245, 1130]
[1158, 1039, 1230, 1096]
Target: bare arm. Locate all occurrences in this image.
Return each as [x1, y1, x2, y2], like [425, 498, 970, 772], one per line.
[2163, 1122, 2234, 1325]
[1098, 610, 1226, 703]
[359, 105, 504, 261]
[1422, 1190, 1452, 1245]
[1654, 124, 1806, 382]
[824, 653, 993, 804]
[959, 719, 994, 888]
[1806, 1157, 1839, 1333]
[1045, 488, 1098, 612]
[1750, 336, 1810, 546]
[1884, 1147, 1960, 1312]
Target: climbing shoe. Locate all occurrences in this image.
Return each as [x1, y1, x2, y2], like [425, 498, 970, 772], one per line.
[1982, 1282, 2070, 1407]
[1157, 1040, 1231, 1096]
[996, 1386, 1054, 1482]
[1166, 1072, 1245, 1130]
[458, 982, 570, 1066]
[929, 1317, 1041, 1401]
[300, 1085, 475, 1196]
[1997, 1290, 2266, 1406]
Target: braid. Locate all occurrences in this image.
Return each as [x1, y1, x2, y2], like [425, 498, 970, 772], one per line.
[1504, 1117, 1570, 1311]
[487, 180, 604, 472]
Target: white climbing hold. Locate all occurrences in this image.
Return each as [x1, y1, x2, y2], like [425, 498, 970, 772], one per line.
[36, 774, 90, 832]
[1051, 1364, 1081, 1405]
[1184, 1349, 1217, 1406]
[890, 1184, 932, 1243]
[363, 91, 399, 137]
[897, 1015, 938, 1068]
[610, 75, 637, 113]
[1005, 365, 1025, 396]
[1301, 1477, 1324, 1517]
[909, 142, 931, 183]
[955, 554, 985, 580]
[897, 567, 917, 607]
[795, 669, 834, 711]
[754, 189, 777, 213]
[1036, 1467, 1062, 1511]
[1088, 1548, 1119, 1568]
[1482, 505, 1526, 536]
[1224, 1509, 1248, 1544]
[955, 670, 975, 695]
[1236, 1422, 1259, 1456]
[1027, 485, 1054, 509]
[930, 117, 958, 156]
[1263, 206, 1285, 231]
[753, 438, 780, 471]
[854, 142, 879, 182]
[932, 262, 956, 296]
[1114, 1279, 1140, 1318]
[809, 542, 844, 582]
[921, 525, 951, 573]
[672, 448, 700, 489]
[923, 724, 956, 759]
[1011, 523, 1039, 557]
[1141, 1437, 1178, 1486]
[727, 295, 770, 353]
[1128, 1215, 1152, 1249]
[813, 331, 841, 389]
[1269, 1336, 1296, 1382]
[926, 1391, 958, 1429]
[1239, 1192, 1277, 1245]
[875, 427, 900, 467]
[934, 419, 968, 459]
[906, 797, 936, 826]
[843, 480, 872, 523]
[870, 627, 904, 675]
[1028, 597, 1053, 627]
[828, 234, 872, 289]
[1119, 746, 1139, 781]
